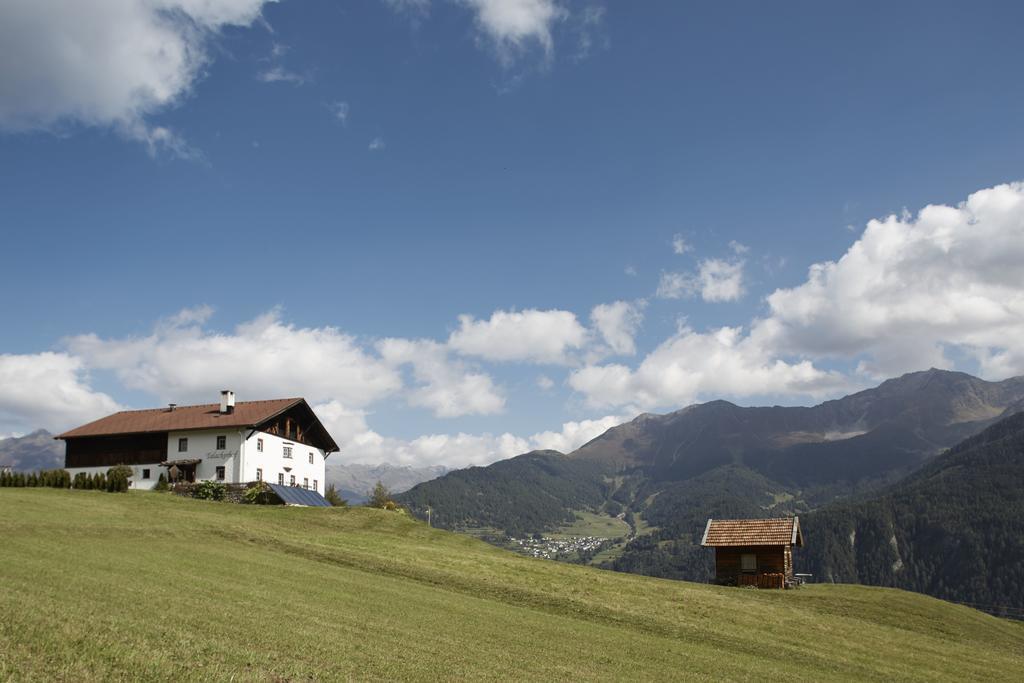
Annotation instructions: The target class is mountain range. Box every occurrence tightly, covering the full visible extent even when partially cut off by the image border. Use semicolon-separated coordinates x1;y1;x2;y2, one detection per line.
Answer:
397;369;1024;612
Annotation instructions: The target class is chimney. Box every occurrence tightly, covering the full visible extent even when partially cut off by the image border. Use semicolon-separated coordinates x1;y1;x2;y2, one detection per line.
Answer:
220;390;235;414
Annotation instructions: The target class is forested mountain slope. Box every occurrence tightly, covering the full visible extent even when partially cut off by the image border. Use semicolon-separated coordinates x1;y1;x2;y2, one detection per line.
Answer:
800;411;1024;616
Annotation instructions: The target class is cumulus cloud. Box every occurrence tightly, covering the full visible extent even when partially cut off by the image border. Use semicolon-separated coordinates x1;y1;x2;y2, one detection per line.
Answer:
448;308;588;364
326;410;629;468
574;182;1024;410
590;300;644;356
569;324;848;410
377;338;505;417
760;181;1024;379
0;352;122;434
0;0;276;154
657;258;745;302
460;0;567;63
66;308;402;409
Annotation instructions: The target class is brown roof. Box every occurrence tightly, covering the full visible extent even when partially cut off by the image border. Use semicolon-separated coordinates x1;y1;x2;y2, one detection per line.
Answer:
57;398;303;439
701;517;802;547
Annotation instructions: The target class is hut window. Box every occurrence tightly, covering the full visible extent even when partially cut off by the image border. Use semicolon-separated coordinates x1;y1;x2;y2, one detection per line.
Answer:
283;445;293;459
741;553;757;573
215;466;225;481
216;435;226;450
289;474;296;486
256;468;263;482
303;477;309;489
308;452;314;464
313;479;318;491
278;473;284;485
142;469;151;480
257;438;264;452
178;438;188;452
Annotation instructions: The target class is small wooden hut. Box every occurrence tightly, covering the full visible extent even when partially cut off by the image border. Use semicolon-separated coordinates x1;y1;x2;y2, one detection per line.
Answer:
701;517;803;589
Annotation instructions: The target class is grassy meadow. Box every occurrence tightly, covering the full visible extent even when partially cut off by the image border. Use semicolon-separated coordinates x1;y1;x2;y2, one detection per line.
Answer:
1;488;1022;681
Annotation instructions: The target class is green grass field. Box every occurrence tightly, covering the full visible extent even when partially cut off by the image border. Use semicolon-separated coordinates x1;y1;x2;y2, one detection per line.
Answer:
550;510;631;539
2;489;1022;681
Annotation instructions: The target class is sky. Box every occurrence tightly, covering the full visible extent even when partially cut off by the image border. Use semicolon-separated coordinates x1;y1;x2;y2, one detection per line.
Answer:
1;0;1024;467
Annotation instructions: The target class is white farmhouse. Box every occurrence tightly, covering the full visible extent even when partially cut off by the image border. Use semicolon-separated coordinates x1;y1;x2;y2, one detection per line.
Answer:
58;391;338;494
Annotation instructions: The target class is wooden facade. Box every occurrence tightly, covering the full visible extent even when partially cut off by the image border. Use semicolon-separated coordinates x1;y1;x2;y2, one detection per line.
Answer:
701;517;802;589
65;433;168;468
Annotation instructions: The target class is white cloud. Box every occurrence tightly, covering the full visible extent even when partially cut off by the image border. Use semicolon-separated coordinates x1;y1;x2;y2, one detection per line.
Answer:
590;300;644;356
624;265;638;277
672;234;692;255
448;308;588;364
569;323;849;411
528;413;627;453
377;338;505;417
0;352;122;434
657;258;745;302
329;101;350;124
729;240;750;255
460;0;567;63
573;181;1024;410
329;411;629;468
656;271;696;300
257;66;307;85
760;181;1024;379
66;308;402;409
369;136;386;150
0;0;276;154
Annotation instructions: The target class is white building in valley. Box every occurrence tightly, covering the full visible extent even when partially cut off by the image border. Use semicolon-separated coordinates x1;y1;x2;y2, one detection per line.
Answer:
58;391;338;494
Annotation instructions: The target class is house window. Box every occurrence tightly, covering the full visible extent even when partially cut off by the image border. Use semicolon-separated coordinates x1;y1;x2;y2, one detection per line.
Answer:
303;478;309;489
178;437;188;452
308;452;314;464
313;479;318;491
216;435;227;450
142;469;151;480
741;553;757;573
278;473;284;485
256;468;263;482
215;466;225;481
257;438;264;452
283;445;293;459
289;475;296;487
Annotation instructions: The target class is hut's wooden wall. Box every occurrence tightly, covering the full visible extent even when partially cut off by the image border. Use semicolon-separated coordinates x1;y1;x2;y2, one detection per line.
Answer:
714;545;789;581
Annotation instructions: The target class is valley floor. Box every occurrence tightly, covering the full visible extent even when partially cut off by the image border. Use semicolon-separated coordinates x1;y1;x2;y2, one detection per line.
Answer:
1;489;1022;681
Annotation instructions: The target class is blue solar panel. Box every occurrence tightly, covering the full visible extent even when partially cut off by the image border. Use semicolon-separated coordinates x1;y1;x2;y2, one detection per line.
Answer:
268;483;332;507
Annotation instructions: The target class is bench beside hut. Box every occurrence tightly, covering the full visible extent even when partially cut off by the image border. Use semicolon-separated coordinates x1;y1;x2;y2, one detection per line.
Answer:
701;517;803;589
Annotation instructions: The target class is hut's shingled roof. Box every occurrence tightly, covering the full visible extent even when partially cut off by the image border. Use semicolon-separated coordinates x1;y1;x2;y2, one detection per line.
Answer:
701;517;802;547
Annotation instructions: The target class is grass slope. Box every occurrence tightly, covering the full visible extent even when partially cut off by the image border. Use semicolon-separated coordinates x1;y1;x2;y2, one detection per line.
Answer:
1;490;1022;681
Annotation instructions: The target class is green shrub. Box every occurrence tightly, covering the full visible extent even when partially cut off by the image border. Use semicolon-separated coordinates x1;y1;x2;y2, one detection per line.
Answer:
154;473;169;492
194;481;227;501
243;481;271;504
324;484;347;507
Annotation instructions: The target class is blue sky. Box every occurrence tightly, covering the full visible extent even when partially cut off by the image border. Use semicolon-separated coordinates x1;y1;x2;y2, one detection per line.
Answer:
2;1;1024;466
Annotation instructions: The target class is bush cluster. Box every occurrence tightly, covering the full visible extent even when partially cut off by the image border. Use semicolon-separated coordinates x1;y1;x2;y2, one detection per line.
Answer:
0;469;72;488
193;480;227;501
0;466;133;493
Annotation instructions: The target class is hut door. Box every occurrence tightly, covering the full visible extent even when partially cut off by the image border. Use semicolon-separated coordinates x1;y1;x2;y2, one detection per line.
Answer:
741;553;757;573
